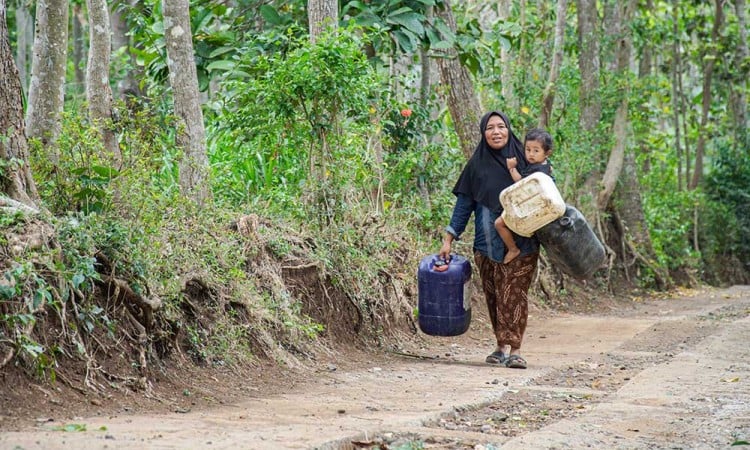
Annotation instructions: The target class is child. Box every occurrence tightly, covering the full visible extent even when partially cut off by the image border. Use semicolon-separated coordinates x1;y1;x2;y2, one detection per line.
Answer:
495;128;554;264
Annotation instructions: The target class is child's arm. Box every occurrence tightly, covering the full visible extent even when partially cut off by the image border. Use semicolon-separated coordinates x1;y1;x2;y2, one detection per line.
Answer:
507;157;522;182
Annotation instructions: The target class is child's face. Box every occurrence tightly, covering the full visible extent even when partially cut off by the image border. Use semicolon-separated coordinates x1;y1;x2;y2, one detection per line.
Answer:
525;139;549;164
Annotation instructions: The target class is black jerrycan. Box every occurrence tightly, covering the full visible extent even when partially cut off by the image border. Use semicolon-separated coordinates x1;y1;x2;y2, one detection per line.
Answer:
535;205;606;279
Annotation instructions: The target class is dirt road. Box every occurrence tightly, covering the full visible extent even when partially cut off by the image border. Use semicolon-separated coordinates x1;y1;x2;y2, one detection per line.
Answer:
2;286;749;449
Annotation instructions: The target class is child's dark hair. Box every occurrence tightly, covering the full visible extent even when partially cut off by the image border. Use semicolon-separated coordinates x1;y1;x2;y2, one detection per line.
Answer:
525;128;553;152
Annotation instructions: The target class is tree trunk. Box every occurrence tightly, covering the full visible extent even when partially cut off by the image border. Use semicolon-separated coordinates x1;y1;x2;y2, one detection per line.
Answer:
72;3;85;92
671;5;685;191
435;0;481;160
576;0;601;134
13;0;32;96
0;0;38;208
597;0;633;210
308;0;337;43
615;145;670;289
539;0;567;129
86;0;122;166
496;0;516;111
575;0;602;213
111;0;140;99
163;0;211;203
689;0;723;190
732;0;748;150
637;0;655;175
25;0;69;156
602;0;618;71
638;0;654;80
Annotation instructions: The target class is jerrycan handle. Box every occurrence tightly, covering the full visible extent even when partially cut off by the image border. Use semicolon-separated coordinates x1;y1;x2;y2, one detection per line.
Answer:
433;256;451;272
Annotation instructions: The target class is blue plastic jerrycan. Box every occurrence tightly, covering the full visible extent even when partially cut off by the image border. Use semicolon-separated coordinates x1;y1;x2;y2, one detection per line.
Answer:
417;254;472;336
535;205;606;279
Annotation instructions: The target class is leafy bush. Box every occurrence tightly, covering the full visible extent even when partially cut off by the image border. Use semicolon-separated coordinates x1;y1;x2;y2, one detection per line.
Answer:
701;145;750;283
207;26;381;217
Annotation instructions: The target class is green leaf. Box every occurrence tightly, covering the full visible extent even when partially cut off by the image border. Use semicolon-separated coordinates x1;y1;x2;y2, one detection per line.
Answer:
208;46;234;58
15;313;35;326
497;36;511;52
354;11;382;28
150;21;164;35
426;28;454;50
459;53;481;76
53;423;87;432
90;165;119;179
393;29;418;53
33;288;52;309
341;0;368;15
206;60;237;72
386;11;425;37
433;17;452;36
21;342;44;358
72;273;86;289
259;5;282;26
0;284;15;299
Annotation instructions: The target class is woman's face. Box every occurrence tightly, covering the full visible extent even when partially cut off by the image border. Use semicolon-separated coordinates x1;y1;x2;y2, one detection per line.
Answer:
484;115;509;150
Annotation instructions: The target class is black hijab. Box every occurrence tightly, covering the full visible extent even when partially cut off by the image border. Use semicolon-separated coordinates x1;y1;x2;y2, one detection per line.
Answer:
452;111;526;215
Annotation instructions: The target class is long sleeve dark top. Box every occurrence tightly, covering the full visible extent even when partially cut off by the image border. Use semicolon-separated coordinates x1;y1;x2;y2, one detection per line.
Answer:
445;193;539;263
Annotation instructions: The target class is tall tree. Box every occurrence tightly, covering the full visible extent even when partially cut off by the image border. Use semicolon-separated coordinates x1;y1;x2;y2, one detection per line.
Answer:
597;0;633;211
689;0;723;190
435;0;481;159
86;0;121;165
576;0;601;134
111;0;141;99
25;0;69;156
671;3;687;190
575;0;603;212
731;0;748;150
72;3;85;92
539;0;568;129
605;0;667;286
499;0;517;109
308;0;337;43
163;0;210;203
1;0;38;209
13;0;32;96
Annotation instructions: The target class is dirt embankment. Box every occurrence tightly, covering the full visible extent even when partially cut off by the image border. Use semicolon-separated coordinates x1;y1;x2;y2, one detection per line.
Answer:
1;285;749;449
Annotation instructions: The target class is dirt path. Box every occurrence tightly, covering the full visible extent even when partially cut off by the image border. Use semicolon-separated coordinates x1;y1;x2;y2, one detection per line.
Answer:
2;286;749;449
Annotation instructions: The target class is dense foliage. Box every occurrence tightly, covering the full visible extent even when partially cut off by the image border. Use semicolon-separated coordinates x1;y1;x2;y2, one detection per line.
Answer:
2;0;748;381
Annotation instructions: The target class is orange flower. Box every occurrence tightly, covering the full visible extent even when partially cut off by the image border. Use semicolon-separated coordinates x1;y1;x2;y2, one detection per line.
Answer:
400;108;412;118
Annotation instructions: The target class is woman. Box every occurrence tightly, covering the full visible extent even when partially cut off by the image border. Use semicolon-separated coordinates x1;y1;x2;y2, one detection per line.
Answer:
438;111;539;369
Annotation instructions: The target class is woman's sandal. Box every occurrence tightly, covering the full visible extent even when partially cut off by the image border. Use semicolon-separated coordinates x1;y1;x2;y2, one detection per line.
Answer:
505;354;527;369
485;351;507;365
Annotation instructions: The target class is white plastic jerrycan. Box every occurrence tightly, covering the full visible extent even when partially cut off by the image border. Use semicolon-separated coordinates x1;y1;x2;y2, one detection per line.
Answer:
499;172;565;237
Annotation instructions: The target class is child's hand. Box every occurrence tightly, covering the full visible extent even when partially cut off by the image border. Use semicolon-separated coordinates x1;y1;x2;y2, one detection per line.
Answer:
507;157;517;169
